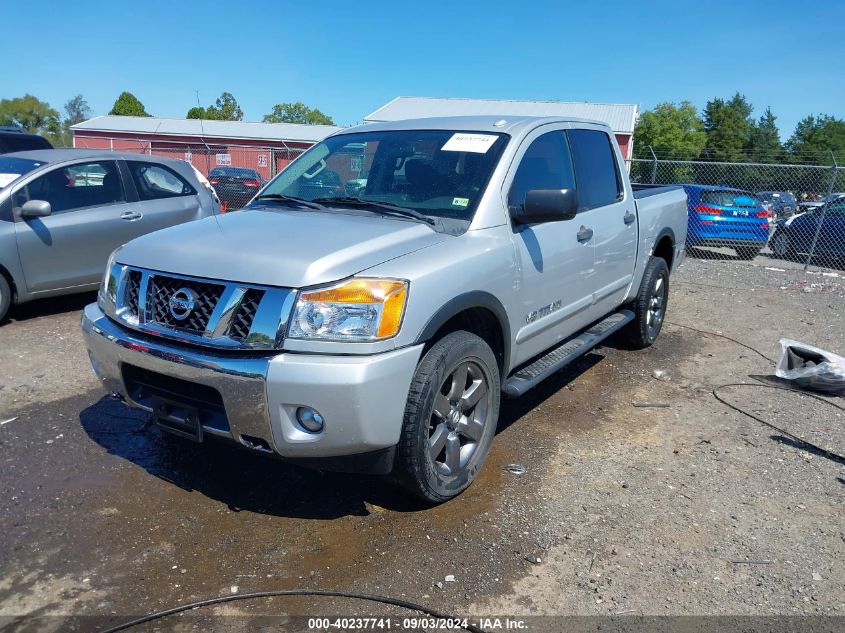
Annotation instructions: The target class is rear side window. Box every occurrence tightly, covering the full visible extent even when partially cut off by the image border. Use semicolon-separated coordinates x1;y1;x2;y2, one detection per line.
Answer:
508;131;576;212
127;161;196;200
567;129;622;209
700;190;759;208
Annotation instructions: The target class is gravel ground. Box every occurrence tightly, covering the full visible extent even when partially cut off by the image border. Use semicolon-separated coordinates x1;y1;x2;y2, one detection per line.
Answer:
0;257;843;632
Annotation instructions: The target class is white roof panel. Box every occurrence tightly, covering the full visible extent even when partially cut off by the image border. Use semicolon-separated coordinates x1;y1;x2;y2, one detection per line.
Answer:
365;97;637;134
71;116;344;143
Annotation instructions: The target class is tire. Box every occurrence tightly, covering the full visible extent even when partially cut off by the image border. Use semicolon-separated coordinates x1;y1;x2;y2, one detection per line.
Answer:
395;330;501;503
771;231;794;260
624;256;669;349
736;246;762;260
0;275;11;324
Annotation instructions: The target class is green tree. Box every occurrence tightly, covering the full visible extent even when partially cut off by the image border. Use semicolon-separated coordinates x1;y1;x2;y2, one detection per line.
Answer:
263;101;334;125
57;94;94;146
206;92;243;121
746;106;783;163
186;92;243;121
786;114;845;165
63;94;92;126
633;101;706;160
186;106;207;119
0;94;62;142
109;92;150;117
701;93;753;162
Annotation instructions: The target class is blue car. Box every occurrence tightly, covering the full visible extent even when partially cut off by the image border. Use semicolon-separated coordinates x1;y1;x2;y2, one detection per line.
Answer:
770;194;845;261
681;185;771;260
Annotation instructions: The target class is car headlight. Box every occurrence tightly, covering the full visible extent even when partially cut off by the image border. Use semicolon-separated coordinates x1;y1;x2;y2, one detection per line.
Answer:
287;278;408;342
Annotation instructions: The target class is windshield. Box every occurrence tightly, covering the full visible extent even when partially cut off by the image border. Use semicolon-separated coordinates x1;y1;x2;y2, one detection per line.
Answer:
0;157;45;189
256;129;509;222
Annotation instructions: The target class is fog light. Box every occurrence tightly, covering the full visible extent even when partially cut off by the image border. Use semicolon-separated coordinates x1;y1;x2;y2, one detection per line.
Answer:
296;406;324;433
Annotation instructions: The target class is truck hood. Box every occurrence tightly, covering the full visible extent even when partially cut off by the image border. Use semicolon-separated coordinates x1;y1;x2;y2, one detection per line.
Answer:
115;207;446;288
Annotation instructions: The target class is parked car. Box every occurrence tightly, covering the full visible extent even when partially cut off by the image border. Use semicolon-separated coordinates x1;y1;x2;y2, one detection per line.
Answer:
208;167;265;211
0;126;53;154
82;116;687;502
0;149;218;322
798;192;845;213
681;185;770;260
757;191;797;220
770;194;845;261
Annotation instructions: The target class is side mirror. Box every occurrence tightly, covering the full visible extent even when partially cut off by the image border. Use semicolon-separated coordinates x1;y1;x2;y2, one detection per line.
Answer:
512;189;578;225
21;199;52;218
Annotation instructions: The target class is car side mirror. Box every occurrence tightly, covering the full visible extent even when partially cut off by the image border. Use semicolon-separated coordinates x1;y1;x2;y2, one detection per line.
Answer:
512;189;578;224
20;199;52;218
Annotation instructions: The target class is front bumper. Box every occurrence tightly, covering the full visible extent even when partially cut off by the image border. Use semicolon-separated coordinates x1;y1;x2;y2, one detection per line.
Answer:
82;303;423;460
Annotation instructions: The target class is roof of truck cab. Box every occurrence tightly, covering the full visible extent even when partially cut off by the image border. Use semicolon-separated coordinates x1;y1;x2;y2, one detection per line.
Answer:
339;115;611;136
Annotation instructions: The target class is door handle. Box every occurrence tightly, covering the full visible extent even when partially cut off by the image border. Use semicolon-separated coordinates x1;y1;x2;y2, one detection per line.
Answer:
624;210;636;225
577;226;593;242
120;211;143;222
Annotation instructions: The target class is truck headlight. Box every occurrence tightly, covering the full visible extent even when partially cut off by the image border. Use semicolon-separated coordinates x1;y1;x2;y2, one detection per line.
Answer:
287;278;408;342
98;251;119;313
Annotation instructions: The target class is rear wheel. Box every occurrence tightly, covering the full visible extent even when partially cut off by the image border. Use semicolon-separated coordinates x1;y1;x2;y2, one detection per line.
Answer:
771;232;794;260
736;246;762;260
625;256;669;349
395;331;500;503
0;275;11;324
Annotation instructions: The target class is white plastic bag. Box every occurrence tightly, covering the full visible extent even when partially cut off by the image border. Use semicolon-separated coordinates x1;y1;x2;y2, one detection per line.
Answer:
775;339;845;396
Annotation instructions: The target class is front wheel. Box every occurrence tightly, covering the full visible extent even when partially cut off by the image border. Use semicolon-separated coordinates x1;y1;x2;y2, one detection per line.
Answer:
624;256;669;349
395;331;500;503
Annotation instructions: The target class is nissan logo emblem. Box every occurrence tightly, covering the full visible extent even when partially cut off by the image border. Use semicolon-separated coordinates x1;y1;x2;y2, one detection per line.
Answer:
168;287;197;321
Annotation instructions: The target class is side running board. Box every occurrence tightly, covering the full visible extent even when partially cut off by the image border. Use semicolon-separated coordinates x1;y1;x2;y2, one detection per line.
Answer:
502;310;634;398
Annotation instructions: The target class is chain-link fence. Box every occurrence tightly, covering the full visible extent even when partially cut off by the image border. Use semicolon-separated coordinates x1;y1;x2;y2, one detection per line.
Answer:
630;151;845;272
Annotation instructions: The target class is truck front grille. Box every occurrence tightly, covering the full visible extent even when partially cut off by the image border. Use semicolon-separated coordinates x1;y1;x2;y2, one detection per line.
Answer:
228;289;264;342
108;265;294;351
124;270;142;318
147;275;225;335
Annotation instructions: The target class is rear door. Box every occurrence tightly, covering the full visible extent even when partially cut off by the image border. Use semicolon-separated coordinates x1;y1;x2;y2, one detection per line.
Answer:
123;160;202;233
567;127;635;315
506;127;598;365
12;159;138;292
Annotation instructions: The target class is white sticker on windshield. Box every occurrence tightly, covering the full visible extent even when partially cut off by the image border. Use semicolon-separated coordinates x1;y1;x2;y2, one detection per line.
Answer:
0;173;21;188
441;133;498;154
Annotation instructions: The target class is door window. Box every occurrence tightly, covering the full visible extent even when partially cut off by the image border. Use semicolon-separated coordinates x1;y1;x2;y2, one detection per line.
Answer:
127;161;196;200
567;129;622;210
13;161;124;214
508;131;576;213
826;200;845;217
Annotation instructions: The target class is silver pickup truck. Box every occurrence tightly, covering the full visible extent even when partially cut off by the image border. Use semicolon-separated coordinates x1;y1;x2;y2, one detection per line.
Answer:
82;116;687;502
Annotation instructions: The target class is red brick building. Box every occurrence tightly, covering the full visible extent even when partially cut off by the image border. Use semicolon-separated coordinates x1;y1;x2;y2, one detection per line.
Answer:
71;116;344;180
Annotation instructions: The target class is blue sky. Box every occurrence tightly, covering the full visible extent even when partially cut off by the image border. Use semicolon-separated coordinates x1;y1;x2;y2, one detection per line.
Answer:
3;0;843;139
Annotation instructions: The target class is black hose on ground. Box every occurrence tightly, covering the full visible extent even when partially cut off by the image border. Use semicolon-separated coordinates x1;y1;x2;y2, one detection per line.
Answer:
666;320;844;463
96;589;487;633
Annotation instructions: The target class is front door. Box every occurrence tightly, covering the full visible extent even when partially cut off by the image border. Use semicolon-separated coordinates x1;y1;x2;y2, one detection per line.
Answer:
507;128;597;367
12;160;136;293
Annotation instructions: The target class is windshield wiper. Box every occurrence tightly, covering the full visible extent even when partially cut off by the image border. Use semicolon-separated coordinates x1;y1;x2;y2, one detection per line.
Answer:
312;196;436;226
254;193;326;210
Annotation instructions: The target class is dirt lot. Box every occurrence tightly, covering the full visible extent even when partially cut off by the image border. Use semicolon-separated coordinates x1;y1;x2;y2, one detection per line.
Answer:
0;257;843;632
